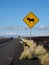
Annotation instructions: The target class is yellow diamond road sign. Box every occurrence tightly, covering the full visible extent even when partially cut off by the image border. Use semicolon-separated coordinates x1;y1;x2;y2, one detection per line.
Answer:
23;12;39;28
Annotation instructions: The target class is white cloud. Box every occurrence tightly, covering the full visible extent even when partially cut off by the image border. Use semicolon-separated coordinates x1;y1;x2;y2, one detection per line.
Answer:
33;25;49;30
0;25;49;30
0;32;16;35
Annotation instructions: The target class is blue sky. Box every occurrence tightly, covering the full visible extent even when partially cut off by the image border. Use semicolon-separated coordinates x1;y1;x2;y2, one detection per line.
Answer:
0;0;49;37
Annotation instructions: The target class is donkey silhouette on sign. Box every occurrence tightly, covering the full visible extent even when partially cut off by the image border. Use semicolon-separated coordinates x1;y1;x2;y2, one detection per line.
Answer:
27;17;34;23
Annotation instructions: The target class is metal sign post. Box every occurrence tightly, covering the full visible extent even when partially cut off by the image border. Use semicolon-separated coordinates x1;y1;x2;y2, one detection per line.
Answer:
30;28;32;41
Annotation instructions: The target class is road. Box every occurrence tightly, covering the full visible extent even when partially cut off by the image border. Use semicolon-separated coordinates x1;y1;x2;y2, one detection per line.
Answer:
0;38;20;65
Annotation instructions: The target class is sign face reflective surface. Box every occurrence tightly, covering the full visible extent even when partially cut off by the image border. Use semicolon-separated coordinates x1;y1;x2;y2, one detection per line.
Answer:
23;12;39;28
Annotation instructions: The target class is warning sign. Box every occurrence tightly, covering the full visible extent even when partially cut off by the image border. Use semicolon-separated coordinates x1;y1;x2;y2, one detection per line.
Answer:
23;12;39;28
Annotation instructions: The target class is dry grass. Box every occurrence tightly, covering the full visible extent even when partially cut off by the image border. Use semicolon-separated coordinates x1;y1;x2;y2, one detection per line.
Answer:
19;38;49;65
41;53;49;65
35;45;47;56
20;46;32;59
